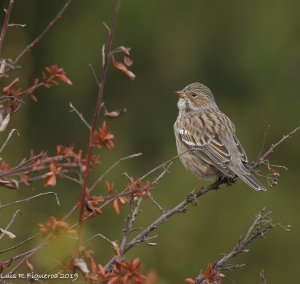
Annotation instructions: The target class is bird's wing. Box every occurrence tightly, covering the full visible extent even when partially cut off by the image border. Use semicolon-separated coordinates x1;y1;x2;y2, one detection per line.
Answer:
233;135;249;168
178;112;235;176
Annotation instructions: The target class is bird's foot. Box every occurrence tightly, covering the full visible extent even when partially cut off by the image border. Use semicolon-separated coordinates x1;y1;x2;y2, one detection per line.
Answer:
216;176;236;188
186;191;197;206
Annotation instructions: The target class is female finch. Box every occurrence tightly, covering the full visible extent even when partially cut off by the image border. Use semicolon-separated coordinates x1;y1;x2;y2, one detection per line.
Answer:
174;82;265;191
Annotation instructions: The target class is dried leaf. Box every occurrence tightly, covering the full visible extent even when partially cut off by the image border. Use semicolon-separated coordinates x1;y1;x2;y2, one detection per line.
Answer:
124;55;133;67
105;181;113;194
39;216;77;239
113;198;120;215
104;108;127;119
111;241;122;257
2;78;20;93
113;60;136;80
45;64;72;85
26;259;34;273
185;278;195;284
89;255;97;274
44;172;56;187
201;263;223;284
91;121;114;149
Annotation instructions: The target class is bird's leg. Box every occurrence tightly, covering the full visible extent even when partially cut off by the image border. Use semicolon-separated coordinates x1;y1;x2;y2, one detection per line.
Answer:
216;176;236;188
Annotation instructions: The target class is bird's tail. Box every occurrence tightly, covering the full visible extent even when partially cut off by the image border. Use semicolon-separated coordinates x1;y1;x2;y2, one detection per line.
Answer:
238;172;266;191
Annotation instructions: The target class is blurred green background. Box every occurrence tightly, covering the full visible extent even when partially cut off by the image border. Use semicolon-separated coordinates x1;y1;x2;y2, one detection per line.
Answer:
1;0;300;283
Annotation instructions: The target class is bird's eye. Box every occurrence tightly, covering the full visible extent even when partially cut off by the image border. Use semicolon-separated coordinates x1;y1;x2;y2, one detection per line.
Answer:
191;93;197;98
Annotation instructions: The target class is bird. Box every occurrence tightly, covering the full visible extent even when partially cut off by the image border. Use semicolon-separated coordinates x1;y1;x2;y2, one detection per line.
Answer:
174;82;265;191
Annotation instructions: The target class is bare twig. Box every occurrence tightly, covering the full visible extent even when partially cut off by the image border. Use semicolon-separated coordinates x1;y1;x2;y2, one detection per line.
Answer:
5;237;50;278
0;234;39;254
8;23;26;28
0;210;22;239
255;125;300;168
89;63;100;87
256;124;270;161
0;0;15;57
260;270;267;284
0;192;60;210
195;209;291;283
69;102;91;129
0;128;19;153
13;0;73;64
89;152;143;192
86;233;115;245
119;197;143;252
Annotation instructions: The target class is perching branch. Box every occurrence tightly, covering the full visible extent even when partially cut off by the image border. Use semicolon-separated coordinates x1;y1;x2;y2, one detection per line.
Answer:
104;125;300;271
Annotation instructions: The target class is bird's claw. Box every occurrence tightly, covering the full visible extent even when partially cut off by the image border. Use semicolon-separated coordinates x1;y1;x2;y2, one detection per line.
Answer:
186;192;197;205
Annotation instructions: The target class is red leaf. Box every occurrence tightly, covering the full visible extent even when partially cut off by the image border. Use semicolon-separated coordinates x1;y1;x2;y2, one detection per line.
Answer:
89;255;97;274
2;78;20;93
44;172;56;187
113;199;120;215
185;278;195;284
26;259;34;273
113;60;136;80
105;181;113;193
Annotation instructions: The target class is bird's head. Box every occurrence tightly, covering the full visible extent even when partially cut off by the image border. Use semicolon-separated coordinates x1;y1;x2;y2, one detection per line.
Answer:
176;82;216;112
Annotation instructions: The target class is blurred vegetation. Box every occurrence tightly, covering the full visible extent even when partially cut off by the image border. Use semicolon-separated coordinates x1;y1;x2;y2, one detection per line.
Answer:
1;0;300;283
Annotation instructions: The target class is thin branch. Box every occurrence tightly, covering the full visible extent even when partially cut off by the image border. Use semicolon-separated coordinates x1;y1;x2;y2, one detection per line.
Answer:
0;234;39;254
69;102;91;129
0;128;19;153
89;152;143;192
104;178;223;270
255;125;300;167
86;233;114;245
256;124;270;161
260;270;267;284
0;0;15;57
0;210;22;240
119;197;143;252
195;209;290;283
89;63;100;87
0;192;60;210
5;237;50;278
13;0;73;64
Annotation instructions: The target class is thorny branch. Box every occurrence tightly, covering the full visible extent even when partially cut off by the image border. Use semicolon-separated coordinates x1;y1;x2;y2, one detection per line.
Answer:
195;209;291;283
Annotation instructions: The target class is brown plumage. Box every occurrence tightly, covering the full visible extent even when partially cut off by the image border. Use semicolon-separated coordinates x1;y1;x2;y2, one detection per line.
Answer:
174;82;265;191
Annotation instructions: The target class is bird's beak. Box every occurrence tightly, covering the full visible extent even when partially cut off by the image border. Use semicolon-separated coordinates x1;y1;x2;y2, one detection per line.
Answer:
175;90;186;98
